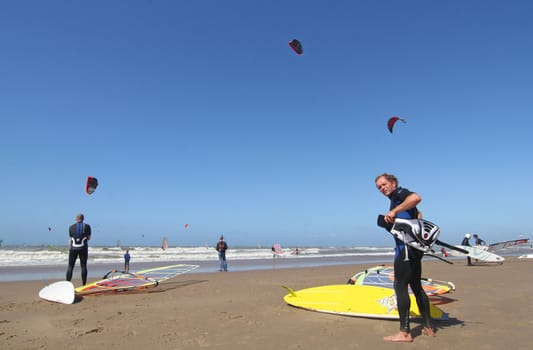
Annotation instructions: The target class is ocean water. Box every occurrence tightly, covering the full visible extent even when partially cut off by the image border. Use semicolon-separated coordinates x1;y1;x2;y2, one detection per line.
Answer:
1;244;530;282
0;245;395;282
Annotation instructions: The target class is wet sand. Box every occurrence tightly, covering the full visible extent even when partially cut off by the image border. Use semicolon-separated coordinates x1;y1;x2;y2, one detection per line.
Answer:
1;257;532;349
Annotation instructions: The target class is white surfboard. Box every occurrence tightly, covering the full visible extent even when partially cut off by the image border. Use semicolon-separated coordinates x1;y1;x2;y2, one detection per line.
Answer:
448;245;504;263
39;281;75;304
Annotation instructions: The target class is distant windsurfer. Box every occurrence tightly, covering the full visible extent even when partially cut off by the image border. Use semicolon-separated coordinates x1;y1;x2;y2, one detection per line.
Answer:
375;173;435;342
216;235;228;272
66;213;91;286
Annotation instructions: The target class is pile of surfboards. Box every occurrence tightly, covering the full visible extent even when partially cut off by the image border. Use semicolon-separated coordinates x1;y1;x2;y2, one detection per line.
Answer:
283;265;456;320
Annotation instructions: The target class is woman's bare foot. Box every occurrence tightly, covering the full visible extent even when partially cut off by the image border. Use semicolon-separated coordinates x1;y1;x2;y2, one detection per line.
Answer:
422;327;436;337
383;331;413;342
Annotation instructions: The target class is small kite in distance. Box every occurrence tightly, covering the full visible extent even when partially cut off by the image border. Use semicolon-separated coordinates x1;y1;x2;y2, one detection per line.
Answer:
86;176;98;195
184;223;190;230
387;116;406;133
289;39;303;55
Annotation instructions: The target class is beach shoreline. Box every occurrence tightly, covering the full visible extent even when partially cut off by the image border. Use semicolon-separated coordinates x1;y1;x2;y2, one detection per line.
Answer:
1;257;532;349
0;255;395;282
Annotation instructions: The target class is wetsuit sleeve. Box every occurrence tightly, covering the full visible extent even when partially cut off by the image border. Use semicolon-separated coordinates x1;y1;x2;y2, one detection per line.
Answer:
389;187;419;219
389;187;413;209
69;224;75;238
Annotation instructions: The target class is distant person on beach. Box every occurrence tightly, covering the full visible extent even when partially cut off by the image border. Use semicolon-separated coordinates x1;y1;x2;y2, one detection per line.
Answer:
216;235;228;272
124;250;131;272
375;173;435;342
66;213;91;286
473;234;486;246
462;234;473;266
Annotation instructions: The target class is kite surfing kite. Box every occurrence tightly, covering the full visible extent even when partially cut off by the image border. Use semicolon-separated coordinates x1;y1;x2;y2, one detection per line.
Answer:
85;176;98;195
184;223;190;230
289;39;303;55
387;116;406;133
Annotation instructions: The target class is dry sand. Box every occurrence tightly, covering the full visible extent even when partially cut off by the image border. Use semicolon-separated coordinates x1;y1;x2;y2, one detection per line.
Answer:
1;257;532;349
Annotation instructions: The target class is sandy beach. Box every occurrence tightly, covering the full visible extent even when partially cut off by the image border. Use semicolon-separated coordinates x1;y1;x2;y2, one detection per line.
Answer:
1;257;532;350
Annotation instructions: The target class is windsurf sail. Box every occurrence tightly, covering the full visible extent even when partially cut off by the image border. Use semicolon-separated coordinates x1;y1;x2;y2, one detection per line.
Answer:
161;237;168;250
488;238;529;251
75;271;158;295
272;243;284;256
75;264;199;296
347;266;455;296
134;264;199;282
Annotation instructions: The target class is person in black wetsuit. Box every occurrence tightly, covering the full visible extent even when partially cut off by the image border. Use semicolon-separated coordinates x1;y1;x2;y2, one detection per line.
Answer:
462;233;473;266
66;213;91;285
473;234;486;246
375;173;435;342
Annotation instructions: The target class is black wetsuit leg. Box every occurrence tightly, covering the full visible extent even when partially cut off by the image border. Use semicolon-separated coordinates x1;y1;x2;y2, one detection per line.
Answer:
79;248;88;285
66;249;79;281
394;248;412;333
408;250;432;329
394;246;433;332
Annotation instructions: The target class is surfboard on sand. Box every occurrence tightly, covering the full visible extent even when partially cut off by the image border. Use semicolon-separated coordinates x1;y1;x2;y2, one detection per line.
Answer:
39;281;75;304
75;264;199;295
446;245;504;263
283;284;448;320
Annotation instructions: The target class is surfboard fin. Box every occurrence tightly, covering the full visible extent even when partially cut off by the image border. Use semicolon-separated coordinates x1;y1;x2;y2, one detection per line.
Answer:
282;286;297;297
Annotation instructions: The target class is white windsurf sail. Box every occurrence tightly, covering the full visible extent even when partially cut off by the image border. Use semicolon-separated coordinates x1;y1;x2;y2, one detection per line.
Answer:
488;238;529;251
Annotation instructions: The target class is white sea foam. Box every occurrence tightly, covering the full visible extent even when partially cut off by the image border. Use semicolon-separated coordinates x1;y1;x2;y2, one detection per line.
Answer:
0;245;394;267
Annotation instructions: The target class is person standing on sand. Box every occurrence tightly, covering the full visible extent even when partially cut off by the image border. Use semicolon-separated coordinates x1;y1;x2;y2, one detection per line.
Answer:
66;213;91;286
462;234;473;266
375;173;435;342
216;235;228;272
473;234;486;247
124;250;131;272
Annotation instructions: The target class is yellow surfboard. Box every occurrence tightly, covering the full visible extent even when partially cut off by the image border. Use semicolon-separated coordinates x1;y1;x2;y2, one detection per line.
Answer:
283;284;448;320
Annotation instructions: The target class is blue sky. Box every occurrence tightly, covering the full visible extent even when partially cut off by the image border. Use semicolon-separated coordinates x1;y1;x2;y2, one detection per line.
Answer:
1;0;532;248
